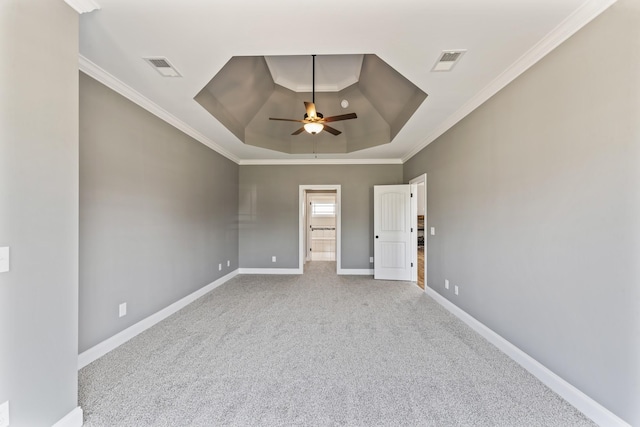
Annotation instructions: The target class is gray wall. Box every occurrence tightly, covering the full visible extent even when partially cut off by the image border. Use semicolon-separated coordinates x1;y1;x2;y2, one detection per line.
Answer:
0;1;80;426
79;74;239;352
404;1;640;424
239;165;403;269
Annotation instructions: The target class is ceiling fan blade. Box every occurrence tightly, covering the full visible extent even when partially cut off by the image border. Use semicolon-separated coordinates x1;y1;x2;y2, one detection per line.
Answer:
291;127;305;135
304;102;317;119
269;117;306;123
322;113;357;123
322;125;342;136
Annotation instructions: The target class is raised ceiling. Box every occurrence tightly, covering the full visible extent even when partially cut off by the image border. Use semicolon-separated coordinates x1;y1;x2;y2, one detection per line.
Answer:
194;54;427;154
78;0;617;163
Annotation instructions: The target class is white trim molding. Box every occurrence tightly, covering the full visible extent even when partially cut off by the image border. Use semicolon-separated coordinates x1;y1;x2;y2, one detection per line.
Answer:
237;268;372;276
53;407;83;427
425;286;630;427
337;268;373;275
409;173;427;288
240;158;403;166
64;0;100;14
78;57;402;167
238;268;302;275
79;56;240;164
402;0;619;162
78;270;239;369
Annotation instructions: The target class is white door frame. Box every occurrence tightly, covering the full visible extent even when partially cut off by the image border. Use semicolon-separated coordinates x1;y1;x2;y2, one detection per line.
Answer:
299;185;341;273
410;182;418;282
409;173;427;290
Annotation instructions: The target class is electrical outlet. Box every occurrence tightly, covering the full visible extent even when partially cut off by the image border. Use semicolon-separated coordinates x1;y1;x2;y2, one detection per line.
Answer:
218;263;222;271
430;227;435;236
272;256;276;263
369;257;374;263
227;260;230;267
119;302;127;318
445;279;449;290
454;285;459;295
0;401;9;427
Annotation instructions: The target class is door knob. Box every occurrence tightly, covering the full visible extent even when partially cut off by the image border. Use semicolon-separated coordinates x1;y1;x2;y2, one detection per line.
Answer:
375;235;379;239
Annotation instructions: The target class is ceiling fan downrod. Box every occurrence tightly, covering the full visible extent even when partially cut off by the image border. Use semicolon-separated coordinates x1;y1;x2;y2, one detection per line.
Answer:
311;54;316;105
268;53;357;136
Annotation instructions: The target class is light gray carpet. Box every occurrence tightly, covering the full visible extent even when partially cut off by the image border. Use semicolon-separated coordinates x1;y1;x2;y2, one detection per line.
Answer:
79;262;594;426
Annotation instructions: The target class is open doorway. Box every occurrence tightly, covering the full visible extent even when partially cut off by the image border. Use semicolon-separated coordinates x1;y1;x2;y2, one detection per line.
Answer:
307;191;337;261
299;185;341;274
410;174;427;290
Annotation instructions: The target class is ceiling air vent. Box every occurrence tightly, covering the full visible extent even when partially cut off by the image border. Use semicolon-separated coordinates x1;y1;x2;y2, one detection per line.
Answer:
432;50;466;72
143;57;181;77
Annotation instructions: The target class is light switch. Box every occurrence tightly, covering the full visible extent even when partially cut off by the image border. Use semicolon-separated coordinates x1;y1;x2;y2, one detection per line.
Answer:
0;247;9;273
430;227;435;236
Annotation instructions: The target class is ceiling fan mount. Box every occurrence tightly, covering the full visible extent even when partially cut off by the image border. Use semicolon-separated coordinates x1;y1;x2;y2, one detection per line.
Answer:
269;54;357;136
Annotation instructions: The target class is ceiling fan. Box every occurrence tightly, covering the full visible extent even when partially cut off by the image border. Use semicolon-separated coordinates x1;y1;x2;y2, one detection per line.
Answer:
269;54;357;136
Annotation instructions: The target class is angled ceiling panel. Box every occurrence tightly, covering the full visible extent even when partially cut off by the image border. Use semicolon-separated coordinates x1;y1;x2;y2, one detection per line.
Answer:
358;54;427;140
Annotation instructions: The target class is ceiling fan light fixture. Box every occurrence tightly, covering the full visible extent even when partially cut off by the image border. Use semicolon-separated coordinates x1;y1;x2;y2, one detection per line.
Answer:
269;55;357;137
304;122;324;135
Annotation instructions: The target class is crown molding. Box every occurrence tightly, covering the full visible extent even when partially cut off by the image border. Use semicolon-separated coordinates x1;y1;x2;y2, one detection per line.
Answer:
78;0;617;166
78;55;400;166
402;0;619;163
79;55;241;164
64;0;100;14
238;158;403;166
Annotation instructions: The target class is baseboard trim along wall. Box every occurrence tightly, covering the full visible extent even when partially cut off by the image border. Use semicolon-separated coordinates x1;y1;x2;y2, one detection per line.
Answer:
53;407;83;427
337;268;374;275
238;268;302;275
424;286;630;427
237;268;373;275
78;270;239;369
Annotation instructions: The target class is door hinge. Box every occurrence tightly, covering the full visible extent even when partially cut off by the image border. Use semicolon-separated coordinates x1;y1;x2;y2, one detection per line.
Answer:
411;262;414;267
411;193;413;198
411;227;414;232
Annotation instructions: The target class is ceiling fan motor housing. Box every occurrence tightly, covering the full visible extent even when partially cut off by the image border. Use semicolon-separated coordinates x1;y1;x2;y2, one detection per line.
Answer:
304;112;323;120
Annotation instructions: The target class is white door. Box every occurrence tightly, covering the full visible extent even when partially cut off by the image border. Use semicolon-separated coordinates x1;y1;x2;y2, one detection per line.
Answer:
374;185;412;281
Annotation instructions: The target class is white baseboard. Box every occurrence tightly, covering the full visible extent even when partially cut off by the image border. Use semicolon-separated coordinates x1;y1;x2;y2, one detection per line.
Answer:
78;270;239;369
337;268;373;275
425;286;630;427
53;406;83;427
238;268;302;275
238;268;372;275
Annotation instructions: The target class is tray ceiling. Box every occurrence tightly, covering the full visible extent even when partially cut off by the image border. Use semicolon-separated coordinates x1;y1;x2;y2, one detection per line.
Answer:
78;0;617;163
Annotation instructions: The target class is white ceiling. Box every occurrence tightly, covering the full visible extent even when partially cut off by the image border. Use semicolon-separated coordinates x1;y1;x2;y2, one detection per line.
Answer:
78;0;616;164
